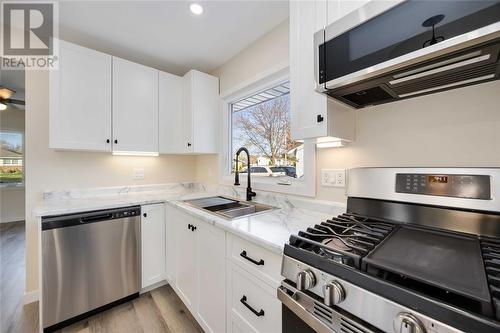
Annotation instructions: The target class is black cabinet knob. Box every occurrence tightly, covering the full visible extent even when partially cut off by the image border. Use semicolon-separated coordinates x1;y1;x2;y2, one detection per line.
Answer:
317;114;324;123
143;213;147;218
187;142;192;147
192;226;197;231
114;139;118;144
106;139;110;144
188;224;192;230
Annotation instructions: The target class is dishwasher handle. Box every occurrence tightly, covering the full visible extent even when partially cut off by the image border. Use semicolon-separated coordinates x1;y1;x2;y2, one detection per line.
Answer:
80;213;113;224
42;206;141;231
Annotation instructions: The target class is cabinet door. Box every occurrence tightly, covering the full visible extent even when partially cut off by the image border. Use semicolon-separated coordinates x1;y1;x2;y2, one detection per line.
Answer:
195;218;226;333
49;40;112;151
159;71;183;154
141;204;166;289
182;72;194;153
165;205;177;283
174;208;197;310
190;71;219;154
290;0;328;140
112;57;159;153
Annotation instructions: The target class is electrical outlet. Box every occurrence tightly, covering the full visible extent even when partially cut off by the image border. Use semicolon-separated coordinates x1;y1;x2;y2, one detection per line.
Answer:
133;168;145;180
321;169;346;187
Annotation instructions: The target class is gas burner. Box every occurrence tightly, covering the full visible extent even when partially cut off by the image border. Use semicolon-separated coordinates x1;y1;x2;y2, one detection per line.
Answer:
289;213;397;269
322;237;353;252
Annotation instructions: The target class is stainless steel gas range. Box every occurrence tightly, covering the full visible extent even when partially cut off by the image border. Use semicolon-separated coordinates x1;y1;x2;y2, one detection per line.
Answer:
278;168;500;333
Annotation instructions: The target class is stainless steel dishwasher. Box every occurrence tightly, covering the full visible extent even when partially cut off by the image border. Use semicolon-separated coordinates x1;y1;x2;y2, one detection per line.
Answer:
42;206;141;331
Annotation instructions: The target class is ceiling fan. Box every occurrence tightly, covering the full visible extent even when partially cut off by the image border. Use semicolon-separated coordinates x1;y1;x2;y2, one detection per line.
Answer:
0;86;25;111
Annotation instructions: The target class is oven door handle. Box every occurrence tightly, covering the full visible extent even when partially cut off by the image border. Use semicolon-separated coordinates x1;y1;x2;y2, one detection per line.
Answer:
277;287;334;333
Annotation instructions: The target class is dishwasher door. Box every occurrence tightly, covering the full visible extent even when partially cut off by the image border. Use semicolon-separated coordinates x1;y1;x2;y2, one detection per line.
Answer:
42;206;141;329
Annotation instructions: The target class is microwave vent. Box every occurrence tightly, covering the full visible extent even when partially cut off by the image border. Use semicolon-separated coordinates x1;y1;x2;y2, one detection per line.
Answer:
339;86;395;106
391;62;498;97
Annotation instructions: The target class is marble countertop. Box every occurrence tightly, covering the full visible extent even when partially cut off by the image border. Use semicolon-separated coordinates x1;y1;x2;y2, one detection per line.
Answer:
168;200;335;254
33;183;346;254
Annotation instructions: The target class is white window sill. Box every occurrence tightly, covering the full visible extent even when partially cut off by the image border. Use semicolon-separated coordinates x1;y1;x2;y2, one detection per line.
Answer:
0;184;25;191
221;174;314;197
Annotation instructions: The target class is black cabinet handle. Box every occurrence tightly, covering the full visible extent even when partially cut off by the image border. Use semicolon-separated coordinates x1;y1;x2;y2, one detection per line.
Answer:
317;114;324;123
114;139;118;144
192;225;197;231
188;224;192;230
143;213;147;218
187;142;192;147
240;295;264;317
106;139;110;144
240;250;264;266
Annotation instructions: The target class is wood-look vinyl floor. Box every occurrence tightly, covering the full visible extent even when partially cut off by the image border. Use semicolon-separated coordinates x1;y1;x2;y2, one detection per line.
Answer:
0;221;203;333
1;221;39;333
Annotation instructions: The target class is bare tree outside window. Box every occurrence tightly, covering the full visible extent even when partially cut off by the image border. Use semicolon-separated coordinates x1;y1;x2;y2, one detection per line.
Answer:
231;90;304;179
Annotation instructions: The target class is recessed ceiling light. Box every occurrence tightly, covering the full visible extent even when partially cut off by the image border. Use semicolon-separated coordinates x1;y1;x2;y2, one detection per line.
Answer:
190;3;203;15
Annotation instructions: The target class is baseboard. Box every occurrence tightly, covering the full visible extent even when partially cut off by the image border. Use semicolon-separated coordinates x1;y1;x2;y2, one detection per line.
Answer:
23;290;39;305
140;279;168;294
0;217;25;224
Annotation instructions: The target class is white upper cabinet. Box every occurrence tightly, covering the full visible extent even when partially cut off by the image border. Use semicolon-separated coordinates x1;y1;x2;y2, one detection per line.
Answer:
182;70;219;154
112;57;159;153
49;40;112;151
290;0;355;141
158;71;183;154
327;0;370;25
50;42;218;155
141;203;166;289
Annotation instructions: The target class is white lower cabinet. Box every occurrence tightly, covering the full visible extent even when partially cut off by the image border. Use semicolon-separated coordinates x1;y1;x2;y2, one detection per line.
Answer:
141;203;166;289
226;263;282;333
167;205;226;333
165;205;282;333
172;207;197;309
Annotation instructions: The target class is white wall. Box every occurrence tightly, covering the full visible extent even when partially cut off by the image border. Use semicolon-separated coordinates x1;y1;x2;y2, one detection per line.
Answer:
197;15;500;205
317;81;500;202
25;70;197;293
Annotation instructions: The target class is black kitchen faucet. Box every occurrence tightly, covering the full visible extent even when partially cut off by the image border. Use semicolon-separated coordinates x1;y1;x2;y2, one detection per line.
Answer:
234;147;256;201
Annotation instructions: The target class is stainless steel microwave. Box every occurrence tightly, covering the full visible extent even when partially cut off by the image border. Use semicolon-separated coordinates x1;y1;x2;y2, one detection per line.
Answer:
315;0;500;108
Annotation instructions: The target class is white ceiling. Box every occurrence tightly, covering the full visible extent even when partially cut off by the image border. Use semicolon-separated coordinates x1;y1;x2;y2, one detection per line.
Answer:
59;1;289;76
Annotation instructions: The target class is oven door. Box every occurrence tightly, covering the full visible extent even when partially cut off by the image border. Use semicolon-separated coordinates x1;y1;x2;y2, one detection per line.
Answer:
278;281;379;333
316;0;500;91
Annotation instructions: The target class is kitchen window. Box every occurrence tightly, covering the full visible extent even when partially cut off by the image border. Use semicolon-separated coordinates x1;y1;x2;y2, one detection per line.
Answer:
0;131;24;187
222;72;315;197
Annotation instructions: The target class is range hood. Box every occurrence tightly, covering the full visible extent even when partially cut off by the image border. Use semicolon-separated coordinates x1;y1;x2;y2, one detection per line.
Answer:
315;0;500;109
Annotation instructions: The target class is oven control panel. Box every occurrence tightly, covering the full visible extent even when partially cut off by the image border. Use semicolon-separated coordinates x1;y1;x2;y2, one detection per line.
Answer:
395;174;491;200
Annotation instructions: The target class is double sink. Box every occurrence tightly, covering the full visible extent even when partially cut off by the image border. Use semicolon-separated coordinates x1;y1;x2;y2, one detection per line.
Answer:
183;196;277;220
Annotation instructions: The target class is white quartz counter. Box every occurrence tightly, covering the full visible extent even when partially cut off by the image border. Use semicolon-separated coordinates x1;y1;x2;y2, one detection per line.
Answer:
33;183;346;254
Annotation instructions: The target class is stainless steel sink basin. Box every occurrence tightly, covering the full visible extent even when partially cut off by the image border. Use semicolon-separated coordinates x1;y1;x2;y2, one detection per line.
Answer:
183;196;277;220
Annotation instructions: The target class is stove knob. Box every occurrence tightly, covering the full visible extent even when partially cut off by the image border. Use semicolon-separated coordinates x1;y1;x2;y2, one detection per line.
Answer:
323;280;346;306
296;270;316;290
393;312;426;333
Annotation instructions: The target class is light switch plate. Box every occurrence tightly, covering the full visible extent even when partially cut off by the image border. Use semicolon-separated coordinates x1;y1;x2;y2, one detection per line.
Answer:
133;168;145;180
321;169;346;187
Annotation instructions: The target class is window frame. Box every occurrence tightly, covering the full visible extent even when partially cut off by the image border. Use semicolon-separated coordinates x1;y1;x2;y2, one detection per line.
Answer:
219;66;316;197
0;129;25;189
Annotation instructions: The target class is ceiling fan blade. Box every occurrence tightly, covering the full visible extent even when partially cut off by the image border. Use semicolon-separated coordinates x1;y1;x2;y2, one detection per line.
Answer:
5;98;25;106
0;87;15;99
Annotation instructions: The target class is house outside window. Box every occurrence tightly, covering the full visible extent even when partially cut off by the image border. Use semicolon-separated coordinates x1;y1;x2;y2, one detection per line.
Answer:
0;131;24;186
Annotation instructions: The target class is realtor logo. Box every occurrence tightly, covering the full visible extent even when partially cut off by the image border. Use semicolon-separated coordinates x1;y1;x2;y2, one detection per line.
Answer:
1;1;58;70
